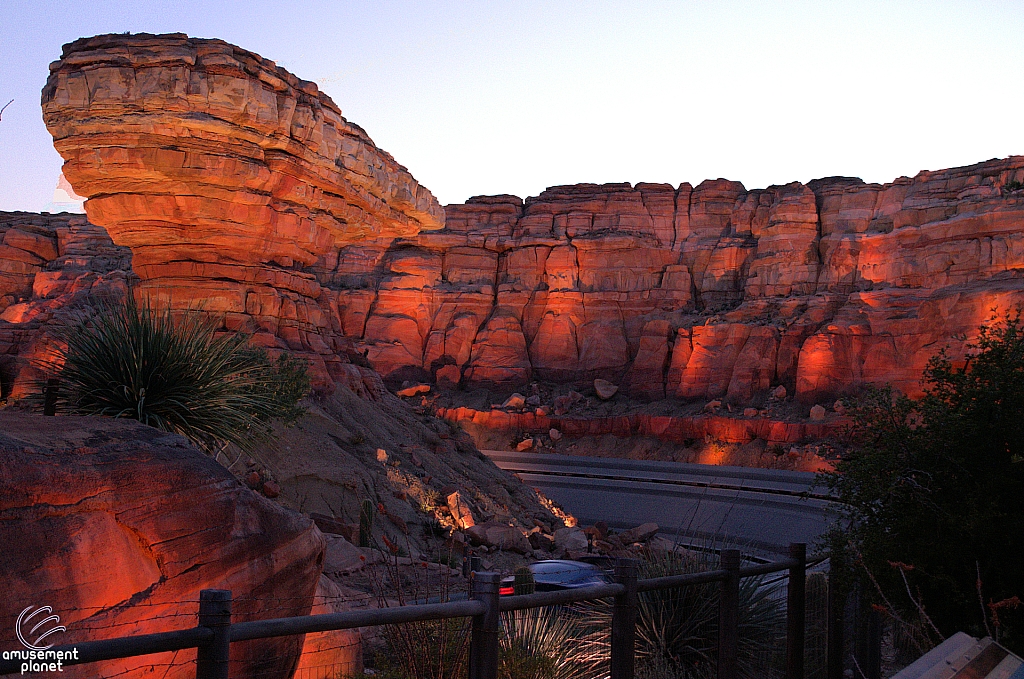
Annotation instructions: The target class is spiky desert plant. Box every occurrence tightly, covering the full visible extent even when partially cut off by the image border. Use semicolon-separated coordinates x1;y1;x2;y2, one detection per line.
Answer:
499;607;605;679
576;547;786;679
39;295;308;453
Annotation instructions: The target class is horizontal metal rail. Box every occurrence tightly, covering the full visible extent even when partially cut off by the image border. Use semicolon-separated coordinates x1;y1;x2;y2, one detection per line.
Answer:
635;568;729;592
230;599;486;642
0;627;213;674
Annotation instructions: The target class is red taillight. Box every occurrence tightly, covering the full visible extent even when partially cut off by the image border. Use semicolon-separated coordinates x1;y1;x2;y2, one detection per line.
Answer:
499;586;515;596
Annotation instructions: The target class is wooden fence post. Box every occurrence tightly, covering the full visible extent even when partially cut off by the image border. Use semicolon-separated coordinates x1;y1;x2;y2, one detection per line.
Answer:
610;558;638;679
786;542;807;679
827;548;845;679
718;549;741;679
468;571;500;679
43;378;58;416
196;589;232;679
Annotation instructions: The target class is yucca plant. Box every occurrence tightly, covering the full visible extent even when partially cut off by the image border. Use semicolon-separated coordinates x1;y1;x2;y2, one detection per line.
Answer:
576;548;787;679
499;607;605;679
38;295;309;454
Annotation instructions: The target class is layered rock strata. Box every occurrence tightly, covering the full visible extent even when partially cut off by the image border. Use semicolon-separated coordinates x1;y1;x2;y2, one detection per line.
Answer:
0;211;132;397
335;158;1024;402
42;33;443;383
0;412;336;679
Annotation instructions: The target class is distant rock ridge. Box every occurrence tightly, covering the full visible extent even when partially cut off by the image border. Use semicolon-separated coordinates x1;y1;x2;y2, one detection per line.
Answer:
41;32;443;384
335;157;1024;402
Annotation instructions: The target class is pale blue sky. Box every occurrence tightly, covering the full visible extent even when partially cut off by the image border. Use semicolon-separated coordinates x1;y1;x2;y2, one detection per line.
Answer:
1;0;1022;211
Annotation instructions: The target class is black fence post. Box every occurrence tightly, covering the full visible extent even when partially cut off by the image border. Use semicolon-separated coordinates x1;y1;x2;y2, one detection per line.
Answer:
864;609;881;679
718;549;741;679
827;550;845;679
610;558;639;679
43;378;58;416
196;589;232;679
786;543;807;679
468;571;500;679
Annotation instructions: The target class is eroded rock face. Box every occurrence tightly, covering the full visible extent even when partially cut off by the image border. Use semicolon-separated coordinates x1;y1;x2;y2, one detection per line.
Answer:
0;413;329;679
42;33;443;384
337;160;1024;402
0;211;133;398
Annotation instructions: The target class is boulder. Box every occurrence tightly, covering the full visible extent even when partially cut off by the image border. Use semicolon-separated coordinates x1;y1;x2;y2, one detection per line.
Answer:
446;490;475;530
0;412;325;679
615;522;660;545
502;393;526;409
809;404;827;421
465;521;531;554
549;428;562;441
593;378;619;400
515;438;534;452
553;527;589;553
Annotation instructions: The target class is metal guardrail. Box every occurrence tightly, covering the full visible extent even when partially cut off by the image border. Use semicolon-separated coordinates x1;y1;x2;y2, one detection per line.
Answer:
1;543;824;679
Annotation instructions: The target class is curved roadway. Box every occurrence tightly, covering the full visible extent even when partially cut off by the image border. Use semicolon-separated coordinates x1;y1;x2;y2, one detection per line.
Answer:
486;450;839;559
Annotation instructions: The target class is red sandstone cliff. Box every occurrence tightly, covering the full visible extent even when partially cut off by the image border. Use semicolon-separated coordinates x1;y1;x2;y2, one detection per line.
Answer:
41;33;443;384
25;32;1024;408
335;162;1024;403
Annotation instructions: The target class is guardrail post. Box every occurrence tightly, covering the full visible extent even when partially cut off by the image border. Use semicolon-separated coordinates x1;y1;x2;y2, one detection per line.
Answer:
786;542;807;679
196;589;232;679
468;571;500;679
827;551;845;679
718;549;741;679
610;557;638;679
43;378;58;416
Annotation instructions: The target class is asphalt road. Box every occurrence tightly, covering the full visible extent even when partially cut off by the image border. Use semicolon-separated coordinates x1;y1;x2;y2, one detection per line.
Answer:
485;450;840;559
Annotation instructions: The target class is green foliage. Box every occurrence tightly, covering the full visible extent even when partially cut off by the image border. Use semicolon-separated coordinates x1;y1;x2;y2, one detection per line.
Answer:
42;295;308;453
821;312;1024;649
1004;179;1024;193
360;499;376;548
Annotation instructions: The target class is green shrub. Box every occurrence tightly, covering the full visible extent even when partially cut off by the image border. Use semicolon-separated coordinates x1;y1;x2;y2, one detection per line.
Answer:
821;311;1024;649
40;295;309;453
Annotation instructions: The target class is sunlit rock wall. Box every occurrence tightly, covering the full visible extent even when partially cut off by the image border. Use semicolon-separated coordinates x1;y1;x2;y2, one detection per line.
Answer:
41;33;443;383
334;158;1024;402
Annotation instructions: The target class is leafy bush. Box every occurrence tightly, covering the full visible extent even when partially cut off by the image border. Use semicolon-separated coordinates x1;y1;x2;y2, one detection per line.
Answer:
41;295;309;453
821;312;1024;649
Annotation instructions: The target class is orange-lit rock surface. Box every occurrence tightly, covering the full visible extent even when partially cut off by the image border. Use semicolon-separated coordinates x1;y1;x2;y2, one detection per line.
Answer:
0;412;339;679
0;211;133;398
41;33;443;384
337;159;1024;402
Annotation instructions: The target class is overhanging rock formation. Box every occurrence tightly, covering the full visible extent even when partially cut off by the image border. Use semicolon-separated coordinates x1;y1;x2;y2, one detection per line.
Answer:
42;33;443;383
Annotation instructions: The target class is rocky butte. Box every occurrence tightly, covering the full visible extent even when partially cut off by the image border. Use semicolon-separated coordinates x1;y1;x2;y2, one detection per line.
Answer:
29;32;1024;411
40;32;443;384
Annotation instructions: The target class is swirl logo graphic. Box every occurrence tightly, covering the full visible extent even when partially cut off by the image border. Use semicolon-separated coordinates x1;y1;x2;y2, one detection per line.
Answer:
16;606;66;651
